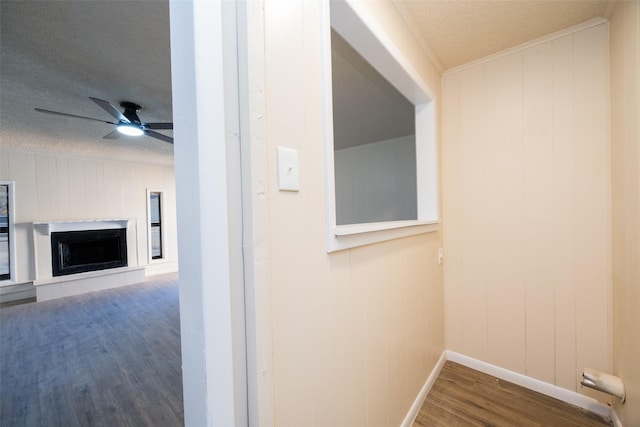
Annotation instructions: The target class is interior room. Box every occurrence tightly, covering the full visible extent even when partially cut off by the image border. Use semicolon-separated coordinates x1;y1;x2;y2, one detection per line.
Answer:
1;0;638;426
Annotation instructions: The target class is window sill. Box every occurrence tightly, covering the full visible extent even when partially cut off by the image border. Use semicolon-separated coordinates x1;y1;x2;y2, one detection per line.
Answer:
328;219;439;252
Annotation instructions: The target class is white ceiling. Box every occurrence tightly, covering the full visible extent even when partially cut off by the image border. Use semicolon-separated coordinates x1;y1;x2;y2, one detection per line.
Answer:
0;1;615;164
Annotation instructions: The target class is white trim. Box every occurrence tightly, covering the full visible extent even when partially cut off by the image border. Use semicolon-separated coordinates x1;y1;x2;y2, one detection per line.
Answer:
322;0;439;252
610;407;623;427
169;1;246;425
334;219;438;236
146;189;166;263
400;351;448;427
144;260;178;277
443;17;608;75
237;0;275;424
0;181;16;286
444;350;612;419
33;219;129;235
34;265;144;287
331;0;436;103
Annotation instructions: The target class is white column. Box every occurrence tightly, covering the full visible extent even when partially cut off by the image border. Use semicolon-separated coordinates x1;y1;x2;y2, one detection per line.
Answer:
169;1;246;425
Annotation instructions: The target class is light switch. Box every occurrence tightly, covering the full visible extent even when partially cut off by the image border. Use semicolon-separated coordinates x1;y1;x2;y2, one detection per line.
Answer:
277;147;299;191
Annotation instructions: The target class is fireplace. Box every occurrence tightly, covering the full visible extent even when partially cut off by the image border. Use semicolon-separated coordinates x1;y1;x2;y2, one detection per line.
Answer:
32;219;145;301
51;228;128;277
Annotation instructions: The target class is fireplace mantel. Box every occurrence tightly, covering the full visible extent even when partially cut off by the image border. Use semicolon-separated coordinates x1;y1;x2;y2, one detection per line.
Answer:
33;219;130;236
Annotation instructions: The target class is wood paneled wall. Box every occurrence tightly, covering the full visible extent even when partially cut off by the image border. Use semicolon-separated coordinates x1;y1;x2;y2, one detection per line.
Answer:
442;22;611;396
335;135;417;225
610;1;640;423
0;148;177;284
256;0;445;425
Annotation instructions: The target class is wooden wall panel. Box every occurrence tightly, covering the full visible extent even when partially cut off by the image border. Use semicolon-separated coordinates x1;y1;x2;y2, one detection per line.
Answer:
442;22;611;395
551;34;578;391
458;65;489;361
0;148;177;284
263;1;445;425
611;1;640;423
484;52;526;374
335;136;417;225
523;42;555;384
442;74;463;353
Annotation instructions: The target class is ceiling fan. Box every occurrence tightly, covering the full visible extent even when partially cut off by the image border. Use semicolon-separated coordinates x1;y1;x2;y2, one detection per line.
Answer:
35;97;173;144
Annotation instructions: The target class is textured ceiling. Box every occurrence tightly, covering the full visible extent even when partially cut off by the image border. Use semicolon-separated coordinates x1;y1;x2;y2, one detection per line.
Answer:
1;1;614;164
396;0;611;70
0;1;174;165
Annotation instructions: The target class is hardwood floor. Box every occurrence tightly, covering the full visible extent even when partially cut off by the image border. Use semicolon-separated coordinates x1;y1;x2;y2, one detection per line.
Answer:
0;273;183;427
413;361;613;427
2;275;614;427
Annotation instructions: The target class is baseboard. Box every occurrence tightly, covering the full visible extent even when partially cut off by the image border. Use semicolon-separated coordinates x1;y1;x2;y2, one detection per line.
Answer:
145;260;178;277
445;350;612;420
35;266;146;301
400;351;448;427
610;407;623;427
402;350;621;426
0;282;36;303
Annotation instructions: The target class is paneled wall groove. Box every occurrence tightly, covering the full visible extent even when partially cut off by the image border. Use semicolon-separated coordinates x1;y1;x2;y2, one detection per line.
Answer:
443;22;610;400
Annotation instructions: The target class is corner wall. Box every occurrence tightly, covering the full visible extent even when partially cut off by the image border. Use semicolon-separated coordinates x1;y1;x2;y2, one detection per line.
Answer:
442;22;611;398
610;1;640;423
251;1;444;425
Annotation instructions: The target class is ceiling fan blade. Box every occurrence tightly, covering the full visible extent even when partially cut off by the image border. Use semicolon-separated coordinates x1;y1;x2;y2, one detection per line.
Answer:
89;97;128;123
145;130;173;144
103;130;121;140
35;108;116;125
145;122;173;130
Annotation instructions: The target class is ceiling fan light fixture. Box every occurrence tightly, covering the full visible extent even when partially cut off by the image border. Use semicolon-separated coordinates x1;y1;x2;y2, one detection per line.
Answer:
117;124;143;136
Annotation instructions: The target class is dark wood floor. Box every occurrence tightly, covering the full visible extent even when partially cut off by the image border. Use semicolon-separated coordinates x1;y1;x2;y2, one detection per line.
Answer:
0;273;183;427
414;361;612;427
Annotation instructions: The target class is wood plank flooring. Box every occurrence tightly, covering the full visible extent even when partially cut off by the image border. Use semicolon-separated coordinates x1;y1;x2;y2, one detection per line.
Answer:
0;273;183;427
413;361;612;427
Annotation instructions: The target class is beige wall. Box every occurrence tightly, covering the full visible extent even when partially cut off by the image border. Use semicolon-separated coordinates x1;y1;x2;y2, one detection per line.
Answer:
442;22;611;398
611;1;640;423
0;147;177;283
253;1;444;425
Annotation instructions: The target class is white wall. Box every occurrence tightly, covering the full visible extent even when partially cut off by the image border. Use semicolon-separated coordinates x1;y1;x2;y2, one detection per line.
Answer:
0;147;177;284
335;135;417;225
610;0;640;423
244;0;444;425
442;21;611;399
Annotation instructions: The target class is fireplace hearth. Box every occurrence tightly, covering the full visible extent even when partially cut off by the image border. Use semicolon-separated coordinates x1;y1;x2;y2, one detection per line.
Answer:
32;219;145;301
51;228;127;277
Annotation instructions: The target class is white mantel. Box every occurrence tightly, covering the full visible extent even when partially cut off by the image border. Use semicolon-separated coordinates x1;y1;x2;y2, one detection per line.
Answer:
33;219;130;235
32;219;144;301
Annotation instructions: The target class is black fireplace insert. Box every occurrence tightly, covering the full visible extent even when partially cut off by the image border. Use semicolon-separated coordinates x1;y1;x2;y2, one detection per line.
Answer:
51;228;127;277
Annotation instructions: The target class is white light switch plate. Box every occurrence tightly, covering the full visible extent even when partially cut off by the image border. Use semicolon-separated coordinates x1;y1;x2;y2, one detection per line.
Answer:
277;147;299;191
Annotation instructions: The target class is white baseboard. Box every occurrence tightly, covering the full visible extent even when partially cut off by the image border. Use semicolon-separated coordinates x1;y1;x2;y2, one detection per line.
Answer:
0;282;36;303
445;350;612;419
400;351;448;427
402;349;622;426
610;407;623;427
144;260;178;277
